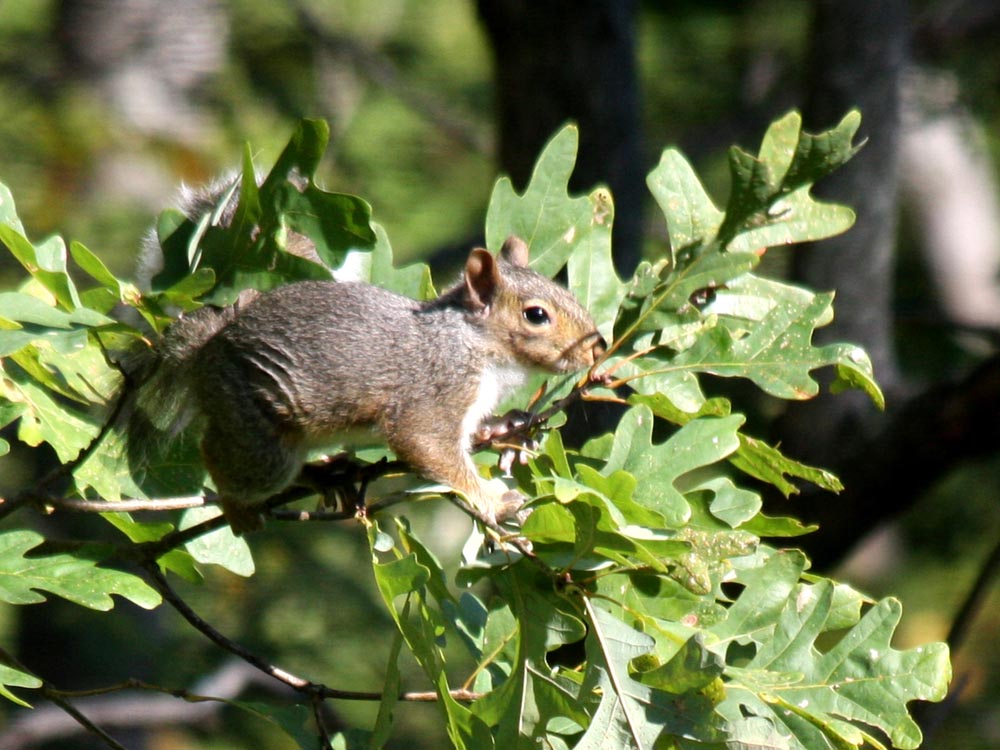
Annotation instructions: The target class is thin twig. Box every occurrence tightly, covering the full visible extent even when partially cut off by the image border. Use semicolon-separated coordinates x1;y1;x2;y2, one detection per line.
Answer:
34;691;127;750
146;561;325;693
270;492;412;522
311;693;334;750
145;562;480;704
0;389;128;521
599;345;657;379
47;678;217;703
0;661;331;748
127;486;314;562
130;459;412;561
0;648;126;750
48;496;207;513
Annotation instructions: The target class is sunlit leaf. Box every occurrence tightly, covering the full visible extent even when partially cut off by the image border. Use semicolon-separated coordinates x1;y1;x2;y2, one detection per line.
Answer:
0;662;41;707
574;601;723;749
0;530;160;610
180;506;254;577
602;405;743;526
485;125;622;334
646;149;723;260
720;580;951;750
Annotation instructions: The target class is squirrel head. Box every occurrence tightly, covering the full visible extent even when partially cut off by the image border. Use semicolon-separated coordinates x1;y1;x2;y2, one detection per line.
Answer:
462;236;606;373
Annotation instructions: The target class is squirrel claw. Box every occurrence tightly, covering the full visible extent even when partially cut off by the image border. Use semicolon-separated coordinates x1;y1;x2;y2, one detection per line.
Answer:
482;491;533;555
476;409;532;443
498;441;539;476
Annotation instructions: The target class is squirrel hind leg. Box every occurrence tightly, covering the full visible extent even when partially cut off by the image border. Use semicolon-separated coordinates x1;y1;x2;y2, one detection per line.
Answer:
200;420;305;533
219;499;267;535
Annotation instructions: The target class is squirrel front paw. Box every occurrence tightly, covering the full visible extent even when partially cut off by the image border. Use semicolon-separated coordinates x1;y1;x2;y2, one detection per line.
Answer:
475;409;532;443
482;490;533;554
475;410;539;477
467;479;531;526
496;489;530;524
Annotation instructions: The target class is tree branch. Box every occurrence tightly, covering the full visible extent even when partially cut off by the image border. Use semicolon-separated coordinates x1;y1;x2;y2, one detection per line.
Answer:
0;661;291;750
144;562;480;704
49;496;207;513
0;648;126;750
0;387;128;521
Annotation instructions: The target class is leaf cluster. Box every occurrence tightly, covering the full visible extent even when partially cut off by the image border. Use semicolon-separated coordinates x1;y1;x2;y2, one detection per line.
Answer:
0;114;949;749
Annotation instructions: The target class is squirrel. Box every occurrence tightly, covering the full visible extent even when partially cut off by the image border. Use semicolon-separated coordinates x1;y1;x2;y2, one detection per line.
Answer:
129;180;606;533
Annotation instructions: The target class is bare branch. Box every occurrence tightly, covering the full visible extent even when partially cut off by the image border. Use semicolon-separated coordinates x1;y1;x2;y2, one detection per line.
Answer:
49;496;207;513
146;561;335;694
0;389;128;521
0;648;126;750
143;562;482;704
0;661;290;750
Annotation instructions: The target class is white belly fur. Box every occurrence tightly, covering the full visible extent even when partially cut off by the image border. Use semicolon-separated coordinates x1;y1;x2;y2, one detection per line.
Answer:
460;364;529;450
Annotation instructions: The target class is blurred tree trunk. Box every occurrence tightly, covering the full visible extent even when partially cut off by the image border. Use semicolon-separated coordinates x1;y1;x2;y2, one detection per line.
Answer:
476;0;644;275
774;0;909;567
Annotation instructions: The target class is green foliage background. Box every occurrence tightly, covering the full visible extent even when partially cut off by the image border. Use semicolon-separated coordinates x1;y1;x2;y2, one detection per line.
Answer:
0;1;997;748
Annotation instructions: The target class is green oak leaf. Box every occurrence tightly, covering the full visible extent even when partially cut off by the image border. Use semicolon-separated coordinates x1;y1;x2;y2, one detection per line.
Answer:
635;633;724;694
472;565;588;750
150;119;376;307
484;125;625;336
521;499;688;573
0;359;100;463
567;190;624;341
612;251;759;346
368;522;493;750
100;513;201;583
0;530;161;611
705;550;949;750
179;507;254;577
602;405;744;526
718;110;861;250
370;625;405;750
646;148;723;261
329;222;434;303
665;284;882;405
0;662;42;707
485;125;597;276
574;601;723;749
731;434;843;497
0;289;113;357
0;227;81;311
723;582;950;750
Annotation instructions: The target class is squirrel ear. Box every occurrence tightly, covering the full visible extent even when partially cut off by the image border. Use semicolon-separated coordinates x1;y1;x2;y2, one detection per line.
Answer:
464;248;500;310
499;236;530;268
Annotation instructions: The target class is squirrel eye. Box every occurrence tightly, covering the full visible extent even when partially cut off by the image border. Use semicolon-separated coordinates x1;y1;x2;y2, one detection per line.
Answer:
523;305;551;326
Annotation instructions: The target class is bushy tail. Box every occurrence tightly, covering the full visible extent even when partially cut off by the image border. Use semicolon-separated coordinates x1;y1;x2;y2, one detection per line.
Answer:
123;305;236;464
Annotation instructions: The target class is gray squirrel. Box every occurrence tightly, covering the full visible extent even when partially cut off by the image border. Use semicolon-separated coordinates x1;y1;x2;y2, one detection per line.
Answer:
130;178;606;532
